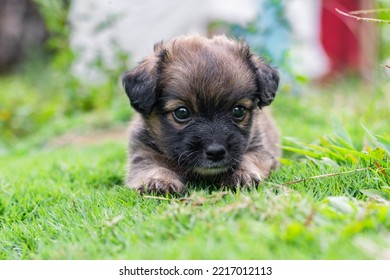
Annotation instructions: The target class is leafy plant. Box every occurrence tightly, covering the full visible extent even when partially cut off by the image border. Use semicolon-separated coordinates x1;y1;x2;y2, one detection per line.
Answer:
230;0;291;65
282;125;389;201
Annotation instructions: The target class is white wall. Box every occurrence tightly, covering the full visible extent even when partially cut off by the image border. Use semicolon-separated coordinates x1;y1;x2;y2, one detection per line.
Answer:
285;0;329;79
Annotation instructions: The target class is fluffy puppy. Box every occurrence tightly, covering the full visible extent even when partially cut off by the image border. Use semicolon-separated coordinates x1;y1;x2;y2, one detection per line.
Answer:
122;34;280;194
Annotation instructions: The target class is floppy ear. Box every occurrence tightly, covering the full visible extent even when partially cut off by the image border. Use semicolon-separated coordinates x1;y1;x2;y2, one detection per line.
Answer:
243;47;279;107
122;44;166;114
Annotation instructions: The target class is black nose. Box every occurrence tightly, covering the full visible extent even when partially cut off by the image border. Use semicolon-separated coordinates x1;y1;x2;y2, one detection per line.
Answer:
205;143;226;162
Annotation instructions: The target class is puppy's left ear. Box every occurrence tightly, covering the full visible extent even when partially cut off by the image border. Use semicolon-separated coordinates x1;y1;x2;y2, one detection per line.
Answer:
244;49;279;107
122;44;167;114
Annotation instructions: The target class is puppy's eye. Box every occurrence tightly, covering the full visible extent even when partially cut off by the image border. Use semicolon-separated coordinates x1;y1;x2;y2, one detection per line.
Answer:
232;105;247;121
173;106;191;123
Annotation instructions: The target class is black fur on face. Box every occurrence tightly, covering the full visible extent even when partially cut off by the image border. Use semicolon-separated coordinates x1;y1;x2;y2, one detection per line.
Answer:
154;94;258;179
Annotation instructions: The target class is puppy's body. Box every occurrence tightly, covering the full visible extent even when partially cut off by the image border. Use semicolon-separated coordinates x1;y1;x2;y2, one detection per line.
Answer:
123;35;280;194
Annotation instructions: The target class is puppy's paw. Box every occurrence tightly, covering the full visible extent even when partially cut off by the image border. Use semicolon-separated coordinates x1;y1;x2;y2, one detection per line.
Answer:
128;166;185;195
137;178;185;195
222;168;264;188
222;152;276;188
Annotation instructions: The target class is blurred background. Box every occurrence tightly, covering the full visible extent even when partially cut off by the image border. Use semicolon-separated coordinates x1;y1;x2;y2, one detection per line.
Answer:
0;0;389;155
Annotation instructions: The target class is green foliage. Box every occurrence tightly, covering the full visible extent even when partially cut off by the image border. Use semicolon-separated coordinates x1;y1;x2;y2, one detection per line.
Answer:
283;127;389;167
33;0;71;66
282;125;389;205
0;1;132;150
0;66;131;152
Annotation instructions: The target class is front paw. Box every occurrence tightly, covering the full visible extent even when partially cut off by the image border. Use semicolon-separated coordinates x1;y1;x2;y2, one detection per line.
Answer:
222;169;263;188
137;178;185;195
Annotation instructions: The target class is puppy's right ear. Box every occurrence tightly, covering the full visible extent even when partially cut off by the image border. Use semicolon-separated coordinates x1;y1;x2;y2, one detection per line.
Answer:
122;45;166;114
122;57;158;115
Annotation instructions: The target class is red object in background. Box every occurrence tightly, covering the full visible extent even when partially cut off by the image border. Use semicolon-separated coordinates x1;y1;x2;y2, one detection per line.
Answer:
320;0;361;75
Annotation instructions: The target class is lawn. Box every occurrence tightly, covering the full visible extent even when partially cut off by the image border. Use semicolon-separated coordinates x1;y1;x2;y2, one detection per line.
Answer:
0;72;389;259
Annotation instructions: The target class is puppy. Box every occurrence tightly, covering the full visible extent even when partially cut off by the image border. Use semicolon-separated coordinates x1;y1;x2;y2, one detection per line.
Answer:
122;35;280;194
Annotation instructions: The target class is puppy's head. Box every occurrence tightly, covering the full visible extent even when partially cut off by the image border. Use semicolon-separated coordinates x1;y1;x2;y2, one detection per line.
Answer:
122;35;279;177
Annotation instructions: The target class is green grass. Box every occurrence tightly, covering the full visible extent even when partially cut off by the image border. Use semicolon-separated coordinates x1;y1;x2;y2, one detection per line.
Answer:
0;142;389;259
0;74;389;259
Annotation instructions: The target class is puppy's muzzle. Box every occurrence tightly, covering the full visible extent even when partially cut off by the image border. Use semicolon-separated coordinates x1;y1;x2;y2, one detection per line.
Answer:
193;142;230;176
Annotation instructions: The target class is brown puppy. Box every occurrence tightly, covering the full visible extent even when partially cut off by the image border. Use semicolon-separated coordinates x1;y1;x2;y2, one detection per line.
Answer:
122;35;280;194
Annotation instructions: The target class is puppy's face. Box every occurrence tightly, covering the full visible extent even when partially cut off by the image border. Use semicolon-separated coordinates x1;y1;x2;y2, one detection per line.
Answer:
123;35;279;178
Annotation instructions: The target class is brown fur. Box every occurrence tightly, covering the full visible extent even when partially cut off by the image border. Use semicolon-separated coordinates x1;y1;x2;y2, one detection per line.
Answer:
122;34;280;195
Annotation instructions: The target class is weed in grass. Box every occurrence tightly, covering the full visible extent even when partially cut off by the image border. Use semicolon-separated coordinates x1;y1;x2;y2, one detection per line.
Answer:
281;125;389;193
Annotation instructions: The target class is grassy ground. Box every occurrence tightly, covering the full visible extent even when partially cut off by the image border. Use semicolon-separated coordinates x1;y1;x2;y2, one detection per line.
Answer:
0;72;389;259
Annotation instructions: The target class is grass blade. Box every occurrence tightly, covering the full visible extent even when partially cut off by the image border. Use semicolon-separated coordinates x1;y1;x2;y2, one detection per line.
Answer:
332;117;355;149
282;146;321;159
362;126;390;155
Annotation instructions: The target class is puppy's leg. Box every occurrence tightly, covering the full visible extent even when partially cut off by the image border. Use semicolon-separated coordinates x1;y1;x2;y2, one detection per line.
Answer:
127;154;185;195
223;150;277;188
